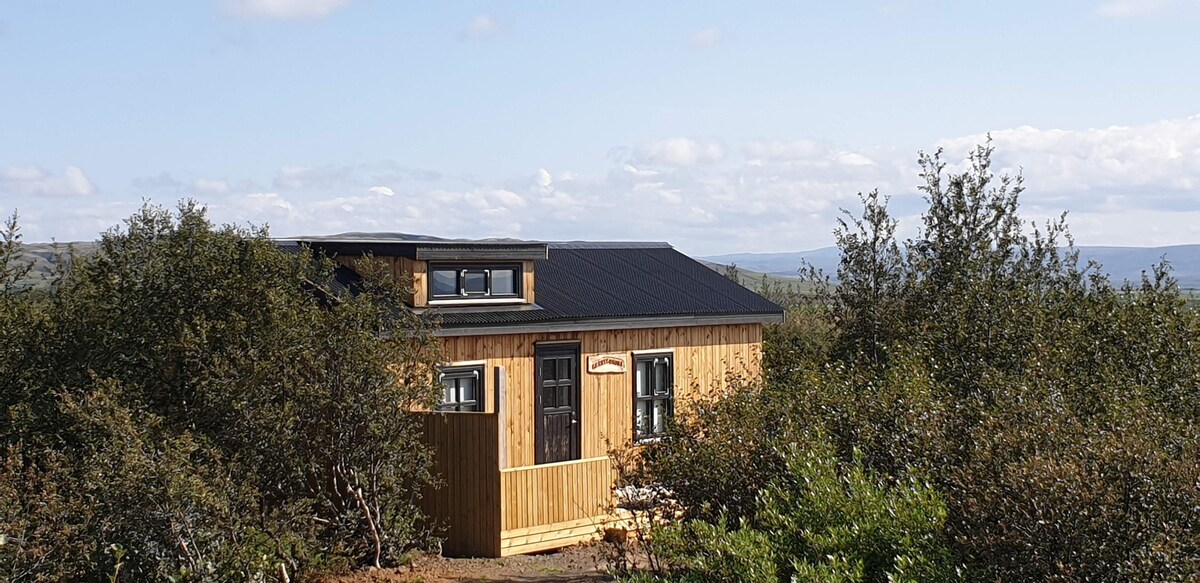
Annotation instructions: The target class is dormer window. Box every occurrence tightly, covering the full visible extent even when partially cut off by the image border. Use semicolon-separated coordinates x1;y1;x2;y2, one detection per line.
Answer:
429;263;522;302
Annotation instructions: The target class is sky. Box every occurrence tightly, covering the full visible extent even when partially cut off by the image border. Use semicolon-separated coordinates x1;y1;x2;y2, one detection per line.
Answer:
2;0;1200;256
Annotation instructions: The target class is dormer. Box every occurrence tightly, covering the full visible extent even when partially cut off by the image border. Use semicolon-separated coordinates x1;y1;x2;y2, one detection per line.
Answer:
292;234;547;308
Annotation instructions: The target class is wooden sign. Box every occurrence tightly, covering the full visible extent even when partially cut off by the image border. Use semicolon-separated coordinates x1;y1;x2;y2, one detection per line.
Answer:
587;354;627;374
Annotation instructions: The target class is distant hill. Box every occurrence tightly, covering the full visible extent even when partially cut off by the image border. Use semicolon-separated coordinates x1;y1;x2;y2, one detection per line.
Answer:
11;240;1200;293
8;242;94;290
703;245;1200;291
695;259;815;295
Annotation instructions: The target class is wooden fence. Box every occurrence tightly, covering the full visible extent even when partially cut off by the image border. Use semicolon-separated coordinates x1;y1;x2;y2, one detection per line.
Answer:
419;412;501;557
419;414;620;557
499;456;617;555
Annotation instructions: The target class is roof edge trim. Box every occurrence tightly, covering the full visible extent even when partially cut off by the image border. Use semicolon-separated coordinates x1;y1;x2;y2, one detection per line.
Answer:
417;245;548;260
434;312;785;337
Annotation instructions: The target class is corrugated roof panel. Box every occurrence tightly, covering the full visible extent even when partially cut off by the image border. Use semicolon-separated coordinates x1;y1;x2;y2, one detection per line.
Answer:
436;246;783;327
277;238;785;328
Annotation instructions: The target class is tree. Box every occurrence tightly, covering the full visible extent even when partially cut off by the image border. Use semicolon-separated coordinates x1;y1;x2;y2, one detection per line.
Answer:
807;143;1200;580
0;202;444;581
617;143;1200;582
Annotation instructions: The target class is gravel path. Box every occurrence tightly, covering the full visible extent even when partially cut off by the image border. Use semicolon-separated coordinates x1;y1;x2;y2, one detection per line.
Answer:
324;544;617;583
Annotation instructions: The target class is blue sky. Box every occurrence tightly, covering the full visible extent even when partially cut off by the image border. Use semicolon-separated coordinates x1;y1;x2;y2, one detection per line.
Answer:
3;0;1200;255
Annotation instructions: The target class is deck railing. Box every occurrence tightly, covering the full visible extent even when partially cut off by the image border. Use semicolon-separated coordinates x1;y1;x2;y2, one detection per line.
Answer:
419;412;620;557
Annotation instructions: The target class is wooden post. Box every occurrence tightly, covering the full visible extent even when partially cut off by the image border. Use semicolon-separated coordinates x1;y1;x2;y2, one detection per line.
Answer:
495;365;507;470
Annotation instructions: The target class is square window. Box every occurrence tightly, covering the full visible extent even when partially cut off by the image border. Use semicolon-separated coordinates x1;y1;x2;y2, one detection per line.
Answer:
633;353;673;442
491;268;516;295
437;365;484;412
463;270;488;294
431;269;458;297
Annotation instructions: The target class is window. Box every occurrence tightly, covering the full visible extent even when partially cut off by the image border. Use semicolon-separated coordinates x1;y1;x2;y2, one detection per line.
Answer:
633;353;673;441
428;264;522;301
437;365;484;412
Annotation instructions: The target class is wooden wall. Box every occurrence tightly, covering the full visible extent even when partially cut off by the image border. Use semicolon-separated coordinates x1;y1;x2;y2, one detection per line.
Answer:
441;323;763;468
419;412;501;557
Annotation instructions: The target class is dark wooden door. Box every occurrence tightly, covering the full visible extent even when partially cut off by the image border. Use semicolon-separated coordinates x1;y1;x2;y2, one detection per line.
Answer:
535;345;581;464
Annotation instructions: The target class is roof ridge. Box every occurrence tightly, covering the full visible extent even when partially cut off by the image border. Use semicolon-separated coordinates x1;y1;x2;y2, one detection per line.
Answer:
548;241;671;250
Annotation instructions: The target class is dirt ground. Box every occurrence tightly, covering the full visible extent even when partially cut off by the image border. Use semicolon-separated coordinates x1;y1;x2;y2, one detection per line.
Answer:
324;543;617;583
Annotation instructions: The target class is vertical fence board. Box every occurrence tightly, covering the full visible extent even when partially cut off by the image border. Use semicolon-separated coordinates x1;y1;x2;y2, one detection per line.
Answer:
419;413;500;557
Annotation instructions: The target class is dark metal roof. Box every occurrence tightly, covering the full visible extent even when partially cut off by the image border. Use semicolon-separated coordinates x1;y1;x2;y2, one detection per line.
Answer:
434;243;784;331
276;237;785;332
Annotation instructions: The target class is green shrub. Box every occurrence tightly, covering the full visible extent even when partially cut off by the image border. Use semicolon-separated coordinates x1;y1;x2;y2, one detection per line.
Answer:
758;445;955;583
628;143;1200;581
0;203;444;581
623;443;955;583
651;518;777;583
784;144;1200;580
640;378;810;525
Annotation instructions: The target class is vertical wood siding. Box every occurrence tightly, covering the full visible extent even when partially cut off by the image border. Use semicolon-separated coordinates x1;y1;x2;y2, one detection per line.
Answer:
499;457;615;532
419;412;501;557
441;323;763;467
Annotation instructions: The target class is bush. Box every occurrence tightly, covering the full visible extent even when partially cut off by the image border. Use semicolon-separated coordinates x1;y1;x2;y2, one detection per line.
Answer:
638;378;807;525
651;518;777;583
0;203;444;581
622;444;954;583
758;445;955;583
785;144;1200;580
622;143;1200;581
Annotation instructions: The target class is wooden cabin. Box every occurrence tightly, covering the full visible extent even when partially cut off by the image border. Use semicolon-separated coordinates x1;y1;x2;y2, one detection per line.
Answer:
290;234;784;557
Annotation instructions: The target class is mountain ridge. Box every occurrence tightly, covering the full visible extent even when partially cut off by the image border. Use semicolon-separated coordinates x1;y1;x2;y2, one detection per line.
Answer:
702;244;1200;289
11;241;1200;291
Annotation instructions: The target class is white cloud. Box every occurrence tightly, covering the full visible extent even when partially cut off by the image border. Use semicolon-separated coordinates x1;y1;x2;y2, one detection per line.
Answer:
1061;209;1200;246
15;116;1200;256
689;27;725;48
1;165;95;198
937;115;1200;198
274;165;356;190
836;152;876;167
463;14;500;40
487;189;527;209
536;168;553;188
133;172;184;192
624;164;659;177
641;137;725;167
222;0;351;20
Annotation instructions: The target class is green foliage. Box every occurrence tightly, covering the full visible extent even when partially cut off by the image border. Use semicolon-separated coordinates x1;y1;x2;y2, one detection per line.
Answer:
622;445;954;583
0;202;444;581
802;144;1200;580
651;518;777;583
620;142;1200;582
758;445;955;582
639;379;806;524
